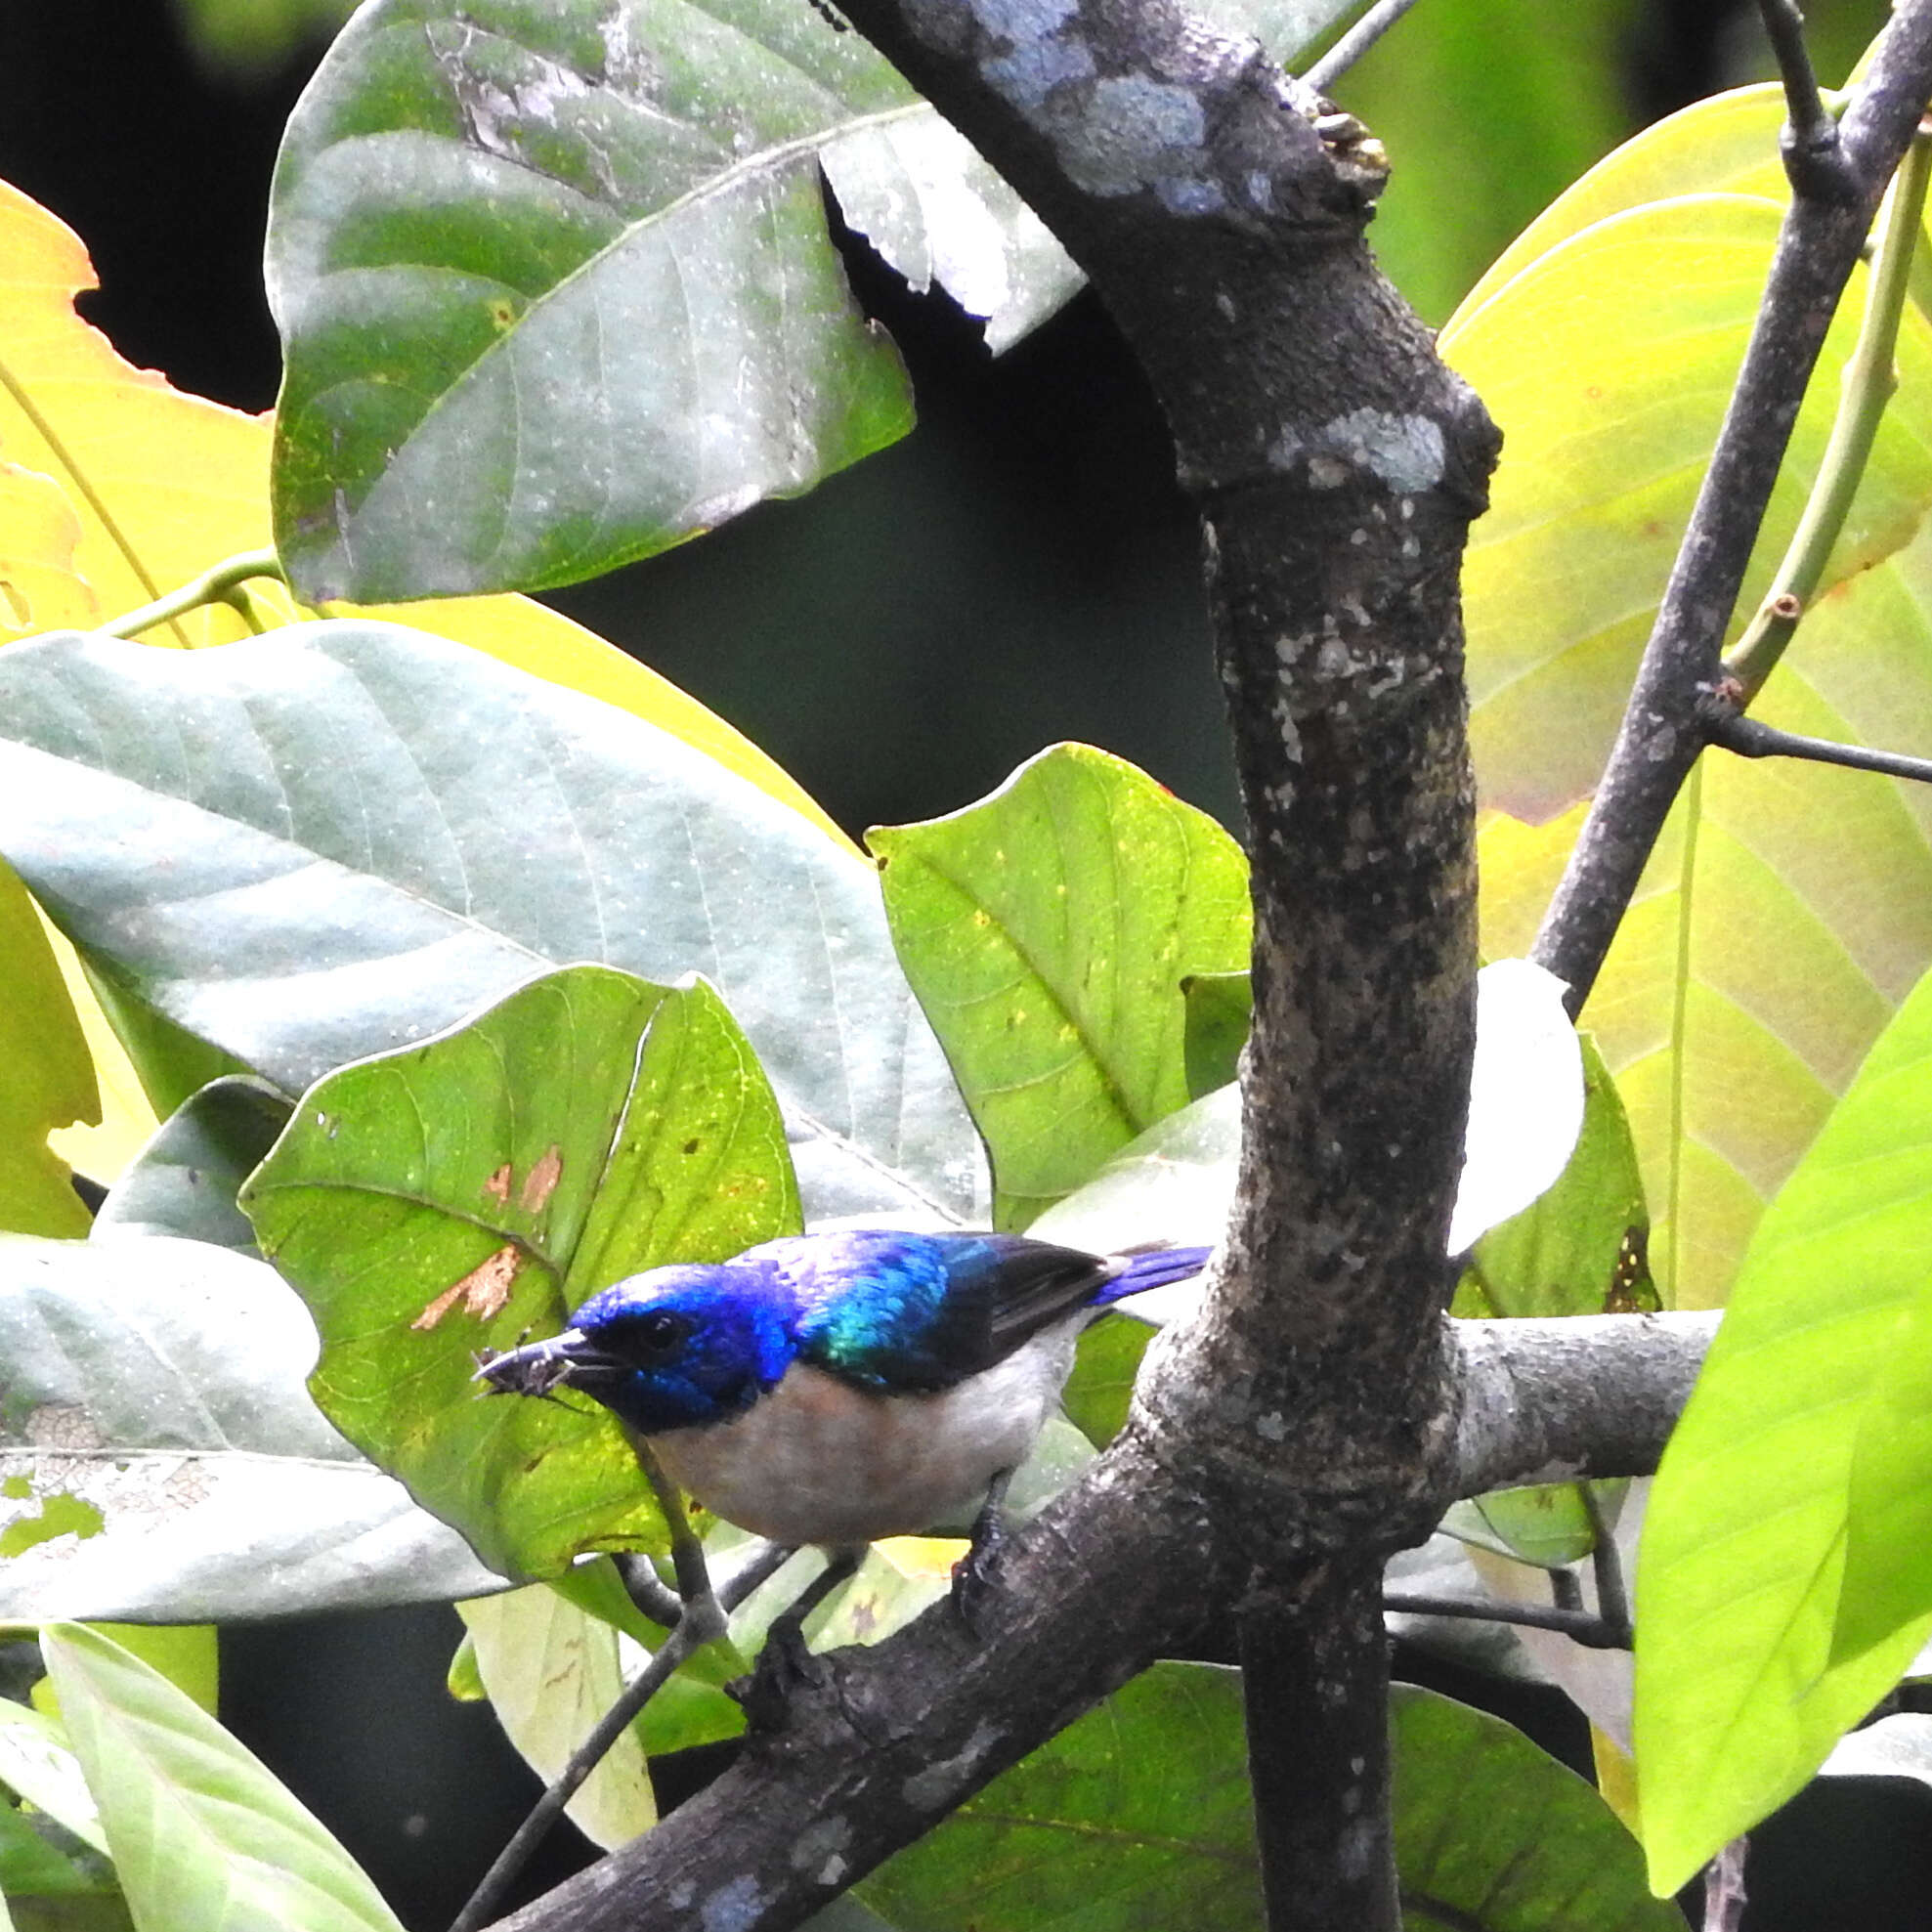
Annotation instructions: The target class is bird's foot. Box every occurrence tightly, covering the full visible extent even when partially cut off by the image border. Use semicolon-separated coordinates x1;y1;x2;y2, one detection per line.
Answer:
729;1615;824;1734
950;1473;1012;1638
726;1549;861;1732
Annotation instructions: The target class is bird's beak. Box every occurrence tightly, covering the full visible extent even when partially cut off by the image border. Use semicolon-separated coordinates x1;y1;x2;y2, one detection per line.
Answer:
473;1329;631;1398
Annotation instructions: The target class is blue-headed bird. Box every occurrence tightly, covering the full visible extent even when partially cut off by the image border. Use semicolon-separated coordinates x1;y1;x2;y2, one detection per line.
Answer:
475;1227;1210;1682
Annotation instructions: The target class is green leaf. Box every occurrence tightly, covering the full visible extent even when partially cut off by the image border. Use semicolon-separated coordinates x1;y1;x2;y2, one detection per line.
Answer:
871;745;1249;1228
77;969;251;1131
1440;1482;1625;1573
241;965;799;1580
76;1630;218;1722
1181;969;1251;1101
39;1622;405;1932
855;1662;1264;1928
1633;964;1932;1893
0;859;96;1239
1451;193;1932;828
0;1235;501;1622
1391;1684;1680;1931
0;1698;107;1857
267;0;927;601
454;1584;658;1848
0;1798;110;1903
853;1664;1673;1931
1059;1312;1152;1449
89;1079;291;1255
0;623;983;1227
1835;1265;1932;1662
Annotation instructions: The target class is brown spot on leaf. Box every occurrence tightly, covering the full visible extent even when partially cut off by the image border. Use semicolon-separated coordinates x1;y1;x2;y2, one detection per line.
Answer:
520;1144;563;1212
483;1164;513;1204
413;1245;520;1330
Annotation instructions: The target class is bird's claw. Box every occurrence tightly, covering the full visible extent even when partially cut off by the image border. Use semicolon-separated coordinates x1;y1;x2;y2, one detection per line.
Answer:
950;1508;1007;1638
729;1616;824;1733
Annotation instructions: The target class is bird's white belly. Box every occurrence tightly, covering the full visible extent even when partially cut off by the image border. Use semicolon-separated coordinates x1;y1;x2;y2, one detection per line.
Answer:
647;1326;1079;1549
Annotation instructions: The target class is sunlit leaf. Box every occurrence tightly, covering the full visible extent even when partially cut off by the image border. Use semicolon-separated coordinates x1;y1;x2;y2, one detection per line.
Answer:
0;462;92;644
872;745;1249;1227
0;623;983;1224
41;1623;406;1932
242;966;799;1578
0;1234;501;1621
0;181;278;650
1834;1262;1932;1662
0;859;96;1238
1634;964;1932;1893
1450;193;1932;828
1478;504;1932;1308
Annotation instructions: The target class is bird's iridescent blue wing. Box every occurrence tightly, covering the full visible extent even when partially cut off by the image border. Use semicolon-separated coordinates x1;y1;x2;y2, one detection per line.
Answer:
763;1230;1118;1394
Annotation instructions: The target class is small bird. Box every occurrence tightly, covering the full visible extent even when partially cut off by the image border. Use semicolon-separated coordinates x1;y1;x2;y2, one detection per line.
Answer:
475;1226;1210;1566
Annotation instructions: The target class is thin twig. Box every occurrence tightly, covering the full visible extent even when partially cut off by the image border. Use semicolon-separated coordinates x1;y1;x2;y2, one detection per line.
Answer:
715;1539;797;1612
447;1608;724;1932
1702;1836;1749;1932
1727;116;1932;697
101;547;285;640
1759;0;1859;200
1580;1484;1632;1647
614;1553;685;1629
1303;0;1428;92
1705;710;1932;784
1532;7;1932;1011
1381;1589;1629;1648
450;1451;729;1932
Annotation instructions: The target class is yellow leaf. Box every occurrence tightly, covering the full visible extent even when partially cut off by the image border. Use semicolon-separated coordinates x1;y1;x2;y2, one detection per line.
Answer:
0;459;93;638
0;179;276;650
40;912;159;1187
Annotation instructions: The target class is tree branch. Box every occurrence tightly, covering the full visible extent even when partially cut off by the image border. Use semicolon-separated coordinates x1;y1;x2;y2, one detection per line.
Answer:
475;0;1766;1914
1447;1310;1719;1497
1705;710;1932;786
1532;1;1932;1010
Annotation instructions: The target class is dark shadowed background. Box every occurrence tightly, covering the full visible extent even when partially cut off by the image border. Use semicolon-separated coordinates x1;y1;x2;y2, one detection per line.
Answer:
2;1;1926;1924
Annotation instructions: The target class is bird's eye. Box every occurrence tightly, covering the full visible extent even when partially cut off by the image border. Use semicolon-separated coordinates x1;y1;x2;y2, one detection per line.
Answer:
630;1309;693;1358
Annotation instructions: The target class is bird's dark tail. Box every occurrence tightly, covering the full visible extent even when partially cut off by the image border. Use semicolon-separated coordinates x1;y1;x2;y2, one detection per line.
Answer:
1095;1244;1213;1306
